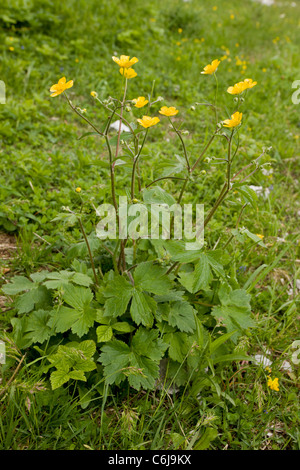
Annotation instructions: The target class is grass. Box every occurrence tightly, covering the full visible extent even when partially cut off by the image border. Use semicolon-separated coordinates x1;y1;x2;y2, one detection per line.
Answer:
0;0;299;450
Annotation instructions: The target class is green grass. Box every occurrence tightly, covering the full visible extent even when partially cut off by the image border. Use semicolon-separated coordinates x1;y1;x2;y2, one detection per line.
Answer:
0;0;299;450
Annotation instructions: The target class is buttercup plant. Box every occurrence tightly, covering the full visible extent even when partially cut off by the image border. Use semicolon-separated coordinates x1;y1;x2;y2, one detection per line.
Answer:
3;53;270;396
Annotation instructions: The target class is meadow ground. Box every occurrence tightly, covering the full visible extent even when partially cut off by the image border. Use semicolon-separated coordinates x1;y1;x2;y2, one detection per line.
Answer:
0;0;299;450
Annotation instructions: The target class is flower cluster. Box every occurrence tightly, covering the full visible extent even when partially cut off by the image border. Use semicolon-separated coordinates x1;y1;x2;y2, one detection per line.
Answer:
49;54;257;134
112;55;138;79
267;376;279;392
227;78;257;95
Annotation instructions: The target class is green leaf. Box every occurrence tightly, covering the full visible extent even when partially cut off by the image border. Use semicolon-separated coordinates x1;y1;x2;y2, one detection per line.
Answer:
109;131;133;145
163;240;202;263
44;270;93;290
210;331;236;354
96;325;113;342
212;287;254;342
155;157;185;178
164;332;189;362
193;254;212;292
49;285;96;337
25;310;53;344
132;327;167;361
68;370;87;381
77;131;100;140
48;340;96;390
50;368;71;390
62;284;93;310
239;227;266;247
43;270;74;289
194;428;218;450
72;272;94;287
142;186;176;206
112;322;135;333
212;353;250;364
103;274;133;318
99;339;131;386
168;300;196;333
2;276;34;295
99;328;167;390
133;261;173;295
234;185;258;209
130;290;155;327
15;286;50;314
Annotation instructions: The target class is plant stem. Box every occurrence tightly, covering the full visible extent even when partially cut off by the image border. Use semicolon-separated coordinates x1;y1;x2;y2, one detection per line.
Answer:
78;217;102;284
131;129;148;199
64;93;103;136
213;72;219;125
222;203;247;250
168;118;190;172
115;79;128;162
146;176;186;188
191;132;217;172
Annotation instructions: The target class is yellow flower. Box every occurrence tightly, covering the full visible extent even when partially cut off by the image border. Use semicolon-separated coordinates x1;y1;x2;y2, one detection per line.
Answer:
227;81;246;95
178;28;183;33
159;106;179;117
75;187;82;193
112;55;138;68
212;6;218;11
243;78;257;89
267;376;279;392
132;96;148;108
222;111;242;128
256;234;264;239
230;14;235;19
90;91;98;98
201;59;220;75
50;77;73;97
137;116;160;128
9;46;14;51
262;68;267;73
119;67;137;79
227;78;257;95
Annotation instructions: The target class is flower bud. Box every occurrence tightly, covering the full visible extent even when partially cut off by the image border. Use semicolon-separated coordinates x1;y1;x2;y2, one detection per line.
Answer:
181;130;189;135
190;105;196;111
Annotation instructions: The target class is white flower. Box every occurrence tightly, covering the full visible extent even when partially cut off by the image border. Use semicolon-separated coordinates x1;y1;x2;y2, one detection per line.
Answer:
253;354;272;367
110;120;130;133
